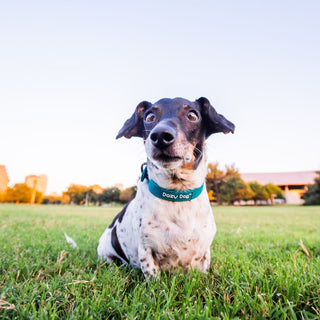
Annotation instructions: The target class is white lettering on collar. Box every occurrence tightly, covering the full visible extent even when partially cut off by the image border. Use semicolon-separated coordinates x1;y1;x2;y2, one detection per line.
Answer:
162;192;193;200
162;192;178;199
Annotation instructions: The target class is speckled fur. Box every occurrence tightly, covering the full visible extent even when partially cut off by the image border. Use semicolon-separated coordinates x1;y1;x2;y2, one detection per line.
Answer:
97;157;215;278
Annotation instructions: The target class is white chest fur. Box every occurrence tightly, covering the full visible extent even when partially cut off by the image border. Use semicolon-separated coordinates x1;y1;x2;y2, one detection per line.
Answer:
132;179;216;271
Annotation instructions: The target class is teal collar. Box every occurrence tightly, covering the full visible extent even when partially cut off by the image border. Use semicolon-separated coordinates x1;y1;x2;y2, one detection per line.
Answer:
141;166;204;202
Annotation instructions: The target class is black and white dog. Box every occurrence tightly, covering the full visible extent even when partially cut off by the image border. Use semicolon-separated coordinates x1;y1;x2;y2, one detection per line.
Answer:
98;97;235;279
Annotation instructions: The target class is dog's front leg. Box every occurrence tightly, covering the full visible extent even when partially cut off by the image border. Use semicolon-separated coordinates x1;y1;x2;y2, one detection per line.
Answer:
138;244;159;280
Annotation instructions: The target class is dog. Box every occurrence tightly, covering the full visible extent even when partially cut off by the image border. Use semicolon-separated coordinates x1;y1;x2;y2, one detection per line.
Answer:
97;97;235;279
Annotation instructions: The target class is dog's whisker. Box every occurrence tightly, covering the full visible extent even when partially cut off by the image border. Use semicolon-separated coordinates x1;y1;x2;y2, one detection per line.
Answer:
193;146;203;158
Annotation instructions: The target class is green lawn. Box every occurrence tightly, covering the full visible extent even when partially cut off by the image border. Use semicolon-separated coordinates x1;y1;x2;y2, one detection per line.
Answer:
0;204;319;319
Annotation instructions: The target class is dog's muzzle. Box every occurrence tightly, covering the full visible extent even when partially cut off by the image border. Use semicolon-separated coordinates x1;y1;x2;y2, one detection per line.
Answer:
148;123;183;164
150;124;176;150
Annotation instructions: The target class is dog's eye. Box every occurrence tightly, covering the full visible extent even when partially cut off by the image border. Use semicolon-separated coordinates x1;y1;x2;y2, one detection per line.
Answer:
145;113;156;123
187;111;199;122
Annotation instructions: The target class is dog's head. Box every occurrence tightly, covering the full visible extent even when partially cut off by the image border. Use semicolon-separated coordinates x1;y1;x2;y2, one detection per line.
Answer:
116;97;235;169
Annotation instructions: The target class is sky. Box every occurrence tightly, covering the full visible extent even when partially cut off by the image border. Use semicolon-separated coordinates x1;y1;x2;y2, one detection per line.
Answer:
1;0;319;195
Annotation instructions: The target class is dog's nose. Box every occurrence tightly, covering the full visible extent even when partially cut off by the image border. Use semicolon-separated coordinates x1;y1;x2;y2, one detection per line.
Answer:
150;126;176;149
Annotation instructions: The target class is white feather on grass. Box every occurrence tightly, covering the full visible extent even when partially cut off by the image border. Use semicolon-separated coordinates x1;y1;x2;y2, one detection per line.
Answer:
64;232;78;248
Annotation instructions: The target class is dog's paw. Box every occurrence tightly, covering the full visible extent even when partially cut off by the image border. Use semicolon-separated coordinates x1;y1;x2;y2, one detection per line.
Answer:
142;265;160;281
139;245;160;280
140;258;159;280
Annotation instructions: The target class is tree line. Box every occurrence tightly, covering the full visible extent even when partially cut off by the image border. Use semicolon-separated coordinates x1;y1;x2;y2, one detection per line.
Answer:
0;183;136;205
1;166;319;205
0;183;43;204
206;163;284;205
53;184;137;205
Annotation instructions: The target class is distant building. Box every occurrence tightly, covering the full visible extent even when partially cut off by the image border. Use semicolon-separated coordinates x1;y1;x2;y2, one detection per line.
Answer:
241;171;318;204
25;174;48;195
0;165;9;192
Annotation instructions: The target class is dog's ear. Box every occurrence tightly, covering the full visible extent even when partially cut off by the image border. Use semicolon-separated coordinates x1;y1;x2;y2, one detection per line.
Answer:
116;101;152;139
196;97;235;138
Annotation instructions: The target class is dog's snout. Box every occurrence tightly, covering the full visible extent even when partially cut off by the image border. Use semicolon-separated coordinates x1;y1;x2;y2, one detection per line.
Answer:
150;126;176;149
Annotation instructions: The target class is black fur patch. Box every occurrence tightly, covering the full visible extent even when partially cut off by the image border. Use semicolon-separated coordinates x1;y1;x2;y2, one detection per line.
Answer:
109;255;125;266
108;202;130;229
111;226;129;264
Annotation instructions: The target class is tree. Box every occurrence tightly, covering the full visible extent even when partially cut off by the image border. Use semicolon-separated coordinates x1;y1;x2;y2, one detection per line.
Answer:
263;183;284;204
61;192;71;204
119;186;137;203
248;181;268;205
4;183;42;204
85;188;97;205
302;171;320;205
206;163;240;205
237;181;255;203
98;187;120;204
220;176;253;205
206;162;225;205
66;184;88;205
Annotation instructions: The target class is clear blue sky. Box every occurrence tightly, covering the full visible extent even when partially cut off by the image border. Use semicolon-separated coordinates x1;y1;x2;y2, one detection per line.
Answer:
1;0;319;194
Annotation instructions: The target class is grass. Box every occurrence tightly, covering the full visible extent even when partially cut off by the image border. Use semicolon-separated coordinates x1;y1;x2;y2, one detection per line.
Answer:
0;204;319;319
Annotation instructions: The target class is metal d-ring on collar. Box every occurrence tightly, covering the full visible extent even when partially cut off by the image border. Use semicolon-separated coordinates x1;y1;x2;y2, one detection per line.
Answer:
140;164;204;202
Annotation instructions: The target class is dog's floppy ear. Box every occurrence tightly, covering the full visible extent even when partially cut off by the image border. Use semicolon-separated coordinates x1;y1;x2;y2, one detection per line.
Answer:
116;101;152;139
196;97;235;138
